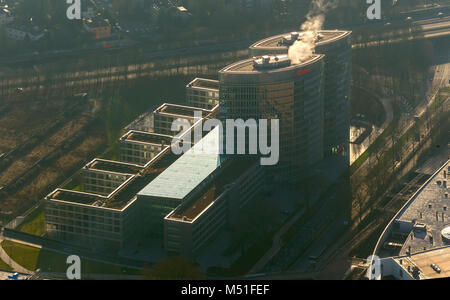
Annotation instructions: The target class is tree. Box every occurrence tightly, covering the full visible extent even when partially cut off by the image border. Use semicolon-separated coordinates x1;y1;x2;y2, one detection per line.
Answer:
353;184;367;224
0;27;13;55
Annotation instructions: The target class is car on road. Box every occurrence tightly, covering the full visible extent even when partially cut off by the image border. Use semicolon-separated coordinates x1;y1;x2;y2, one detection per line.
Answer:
15;87;24;94
431;263;441;273
437;12;444;18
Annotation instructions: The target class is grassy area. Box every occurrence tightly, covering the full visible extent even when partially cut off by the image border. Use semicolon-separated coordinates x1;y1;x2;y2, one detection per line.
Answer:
350;120;398;175
374;89;448;173
17;206;45;236
0;258;12;271
61;173;83;192
17;76;194;237
1;240;142;276
99;76;192;161
350;150;370;175
0;214;14;227
351;86;448;175
1;240;40;271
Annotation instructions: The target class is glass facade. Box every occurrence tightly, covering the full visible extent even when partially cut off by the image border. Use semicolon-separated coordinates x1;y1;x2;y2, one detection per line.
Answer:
249;31;353;162
317;36;352;160
219;56;325;181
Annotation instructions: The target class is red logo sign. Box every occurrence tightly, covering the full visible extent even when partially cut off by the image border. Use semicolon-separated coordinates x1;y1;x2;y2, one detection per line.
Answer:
297;68;312;76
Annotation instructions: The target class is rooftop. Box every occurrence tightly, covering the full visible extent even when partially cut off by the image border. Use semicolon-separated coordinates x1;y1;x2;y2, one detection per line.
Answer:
49;190;106;207
168;158;257;222
394;246;450;279
154;103;212;118
121;130;174;145
186;78;219;91
220;54;323;73
396;160;450;255
106;175;157;210
249;30;351;51
48;147;180;210
85;159;143;175
107;148;180;209
138;126;223;201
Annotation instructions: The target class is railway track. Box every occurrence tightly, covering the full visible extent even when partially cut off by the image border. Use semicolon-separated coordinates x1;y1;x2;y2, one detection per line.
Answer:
0;98;87;174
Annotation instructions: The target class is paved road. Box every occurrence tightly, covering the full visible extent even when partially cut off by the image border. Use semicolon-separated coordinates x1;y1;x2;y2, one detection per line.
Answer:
249;41;449;277
350;92;394;164
353;16;450;49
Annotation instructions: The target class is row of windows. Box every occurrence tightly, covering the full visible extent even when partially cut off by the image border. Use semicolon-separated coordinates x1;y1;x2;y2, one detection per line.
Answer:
47;224;120;240
46;204;120;219
46;216;119;229
85;172;126;181
122;150;156;159
46;212;121;225
188;90;219;98
122;143;161;151
84;178;123;187
84;185;117;195
120;155;148;166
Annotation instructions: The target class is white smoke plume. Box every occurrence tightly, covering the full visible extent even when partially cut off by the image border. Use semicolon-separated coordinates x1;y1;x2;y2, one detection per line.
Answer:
289;0;339;64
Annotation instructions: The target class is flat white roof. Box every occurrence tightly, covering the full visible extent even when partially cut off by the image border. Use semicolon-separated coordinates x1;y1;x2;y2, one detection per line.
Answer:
137;127;222;200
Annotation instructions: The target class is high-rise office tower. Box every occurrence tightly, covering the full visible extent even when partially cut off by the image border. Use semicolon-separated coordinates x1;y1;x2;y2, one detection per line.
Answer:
219;54;325;181
250;30;352;160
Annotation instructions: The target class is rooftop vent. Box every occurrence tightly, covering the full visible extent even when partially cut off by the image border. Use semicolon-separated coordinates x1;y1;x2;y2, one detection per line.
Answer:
413;222;427;232
253;55;291;69
291;31;299;40
315;33;324;42
282;32;301;45
441;226;450;243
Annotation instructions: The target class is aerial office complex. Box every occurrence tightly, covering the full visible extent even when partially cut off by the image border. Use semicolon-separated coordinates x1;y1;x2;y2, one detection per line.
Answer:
45;147;178;248
44;106;207;249
186;78;220;110
373;160;450;280
119;130;174;165
44;29;352;256
219;54;325;181
250;30;352;159
44;102;264;255
153;103;217;135
140;127;265;255
82;158;143;195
